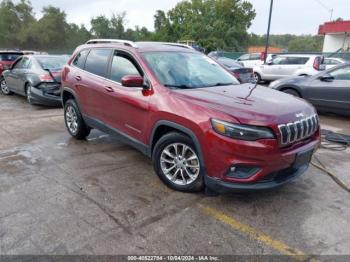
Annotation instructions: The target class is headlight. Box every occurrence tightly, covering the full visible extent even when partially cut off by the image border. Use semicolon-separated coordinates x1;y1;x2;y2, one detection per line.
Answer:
211;119;275;141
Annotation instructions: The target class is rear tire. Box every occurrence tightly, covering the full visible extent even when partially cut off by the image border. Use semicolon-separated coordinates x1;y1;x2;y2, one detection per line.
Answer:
26;83;34;104
64;99;91;140
152;132;204;193
283;89;301;97
1;77;13;95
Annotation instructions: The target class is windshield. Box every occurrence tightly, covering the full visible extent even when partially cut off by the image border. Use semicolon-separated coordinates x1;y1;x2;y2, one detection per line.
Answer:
142;52;239;89
36;56;69;71
0;53;22;62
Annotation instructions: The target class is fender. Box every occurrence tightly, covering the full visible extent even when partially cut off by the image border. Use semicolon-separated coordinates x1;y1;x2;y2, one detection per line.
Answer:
61;87;82;109
149;120;205;168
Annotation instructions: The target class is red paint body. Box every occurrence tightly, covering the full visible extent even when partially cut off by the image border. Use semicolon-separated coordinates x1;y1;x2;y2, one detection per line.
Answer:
62;43;320;189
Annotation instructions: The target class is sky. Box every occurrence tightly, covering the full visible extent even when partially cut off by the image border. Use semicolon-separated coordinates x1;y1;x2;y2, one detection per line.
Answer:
29;0;349;35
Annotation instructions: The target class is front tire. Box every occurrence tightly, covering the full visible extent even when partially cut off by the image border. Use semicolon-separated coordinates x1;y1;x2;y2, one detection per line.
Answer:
283;88;301;97
64;99;91;140
152;132;204;193
1;77;13;95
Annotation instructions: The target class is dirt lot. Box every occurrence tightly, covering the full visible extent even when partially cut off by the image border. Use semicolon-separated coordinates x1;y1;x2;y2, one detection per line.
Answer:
0;93;349;257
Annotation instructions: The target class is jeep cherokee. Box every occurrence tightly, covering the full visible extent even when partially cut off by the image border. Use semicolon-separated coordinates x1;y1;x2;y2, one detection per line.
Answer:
61;39;321;194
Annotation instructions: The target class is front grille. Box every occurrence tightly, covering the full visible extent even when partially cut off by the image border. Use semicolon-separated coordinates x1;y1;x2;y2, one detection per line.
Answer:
278;114;319;145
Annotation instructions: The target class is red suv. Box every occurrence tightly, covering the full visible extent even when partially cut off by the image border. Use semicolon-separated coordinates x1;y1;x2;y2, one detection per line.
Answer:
61;39;321;194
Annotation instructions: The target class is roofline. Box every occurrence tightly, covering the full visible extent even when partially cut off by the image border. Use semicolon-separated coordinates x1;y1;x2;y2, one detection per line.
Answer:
318;20;350;35
85;39;195;50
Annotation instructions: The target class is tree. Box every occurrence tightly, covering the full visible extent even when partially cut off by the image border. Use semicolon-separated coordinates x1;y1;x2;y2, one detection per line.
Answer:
90;15;112;38
162;0;256;51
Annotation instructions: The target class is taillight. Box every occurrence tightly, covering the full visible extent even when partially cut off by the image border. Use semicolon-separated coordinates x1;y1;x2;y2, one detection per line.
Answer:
0;63;3;70
313;57;321;70
39;74;54;82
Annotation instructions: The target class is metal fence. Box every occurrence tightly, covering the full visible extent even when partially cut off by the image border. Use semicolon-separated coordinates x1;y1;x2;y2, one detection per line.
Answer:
219;51;350;61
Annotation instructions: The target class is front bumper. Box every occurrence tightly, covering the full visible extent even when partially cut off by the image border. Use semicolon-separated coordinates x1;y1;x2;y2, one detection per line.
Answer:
205;164;309;193
31;85;62;107
202;128;320;193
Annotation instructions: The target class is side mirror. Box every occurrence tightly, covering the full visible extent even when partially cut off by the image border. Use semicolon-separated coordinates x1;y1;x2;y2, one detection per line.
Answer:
319;74;334;82
121;75;144;88
267;60;273;65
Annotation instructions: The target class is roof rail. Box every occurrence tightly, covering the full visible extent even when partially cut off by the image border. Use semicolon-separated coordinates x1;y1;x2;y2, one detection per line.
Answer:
86;39;137;48
137;41;195;50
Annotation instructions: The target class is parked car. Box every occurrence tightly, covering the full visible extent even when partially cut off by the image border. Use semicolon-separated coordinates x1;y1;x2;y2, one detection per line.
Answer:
270;62;350;116
323;57;346;70
61;39;320;194
1;55;68;106
0;50;24;78
216;57;254;83
236;53;263;68
254;54;325;82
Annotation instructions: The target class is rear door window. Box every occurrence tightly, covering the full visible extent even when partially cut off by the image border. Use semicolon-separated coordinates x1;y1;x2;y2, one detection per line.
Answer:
84;49;112;77
109;52;141;83
13;57;30;69
273;56;289;65
72;49;89;69
329;65;350;80
287;57;309;65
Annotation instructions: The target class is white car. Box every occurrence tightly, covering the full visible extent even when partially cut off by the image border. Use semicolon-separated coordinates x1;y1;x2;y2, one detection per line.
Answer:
236;53;263;68
253;54;325;82
323;57;346;70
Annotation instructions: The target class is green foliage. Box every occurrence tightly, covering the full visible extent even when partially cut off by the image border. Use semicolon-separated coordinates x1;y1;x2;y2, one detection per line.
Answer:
154;0;256;52
248;34;324;52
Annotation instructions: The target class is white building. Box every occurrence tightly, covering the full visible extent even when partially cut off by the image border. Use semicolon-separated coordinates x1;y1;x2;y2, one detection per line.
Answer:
319;20;350;53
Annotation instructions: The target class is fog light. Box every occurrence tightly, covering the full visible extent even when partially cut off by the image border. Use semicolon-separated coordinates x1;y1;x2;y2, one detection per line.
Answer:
226;165;261;179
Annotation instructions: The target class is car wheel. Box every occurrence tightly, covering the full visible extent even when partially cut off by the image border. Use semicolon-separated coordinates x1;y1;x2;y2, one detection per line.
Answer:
26;84;34;104
283;89;301;97
254;72;261;83
1;77;13;95
64;99;91;140
153;132;204;193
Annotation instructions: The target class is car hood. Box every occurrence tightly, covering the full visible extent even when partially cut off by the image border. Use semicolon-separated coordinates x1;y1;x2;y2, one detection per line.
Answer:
173;84;316;126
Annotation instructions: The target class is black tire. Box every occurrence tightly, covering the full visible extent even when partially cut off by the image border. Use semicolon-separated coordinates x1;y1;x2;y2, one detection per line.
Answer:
0;77;13;95
283;88;301;97
254;72;262;83
64;99;91;140
152;132;204;193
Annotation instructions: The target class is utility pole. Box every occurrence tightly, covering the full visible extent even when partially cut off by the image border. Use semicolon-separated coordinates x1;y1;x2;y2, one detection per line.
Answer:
330;9;333;21
264;0;274;64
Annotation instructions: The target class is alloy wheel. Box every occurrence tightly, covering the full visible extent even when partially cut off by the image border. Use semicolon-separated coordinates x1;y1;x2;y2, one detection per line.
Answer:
254;73;260;83
1;78;10;94
65;105;79;134
160;143;200;185
26;85;33;103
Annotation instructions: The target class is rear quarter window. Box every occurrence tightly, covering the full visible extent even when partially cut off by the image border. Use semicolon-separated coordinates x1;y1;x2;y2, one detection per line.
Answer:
72;49;89;69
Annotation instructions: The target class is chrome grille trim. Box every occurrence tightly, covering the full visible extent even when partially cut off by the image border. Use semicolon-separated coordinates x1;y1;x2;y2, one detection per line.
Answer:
278;114;319;145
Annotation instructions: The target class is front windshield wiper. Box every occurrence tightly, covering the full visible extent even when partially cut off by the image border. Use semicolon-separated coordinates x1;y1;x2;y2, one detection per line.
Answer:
208;82;234;87
164;84;194;89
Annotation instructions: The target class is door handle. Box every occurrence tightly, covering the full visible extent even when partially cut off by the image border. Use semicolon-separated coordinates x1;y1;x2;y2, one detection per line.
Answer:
75;76;82;81
104;86;114;92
